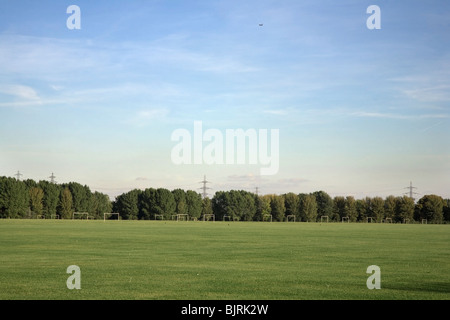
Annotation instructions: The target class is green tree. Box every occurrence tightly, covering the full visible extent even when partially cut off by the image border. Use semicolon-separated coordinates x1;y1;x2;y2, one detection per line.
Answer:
384;195;396;220
444;199;450;222
185;190;203;220
285;192;300;220
59;187;73;219
154;188;176;220
138;188;156;220
300;194;318;222
39;180;60;218
66;182;92;213
356;198;368;221
270;194;286;221
370;196;385;222
29;187;44;217
344;196;358;222
91;191;112;219
256;195;272;221
395;196;415;223
416;195;445;224
332;196;346;221
172;189;187;215
312;191;334;220
201;197;213;218
0;177;29;218
114;189;141;220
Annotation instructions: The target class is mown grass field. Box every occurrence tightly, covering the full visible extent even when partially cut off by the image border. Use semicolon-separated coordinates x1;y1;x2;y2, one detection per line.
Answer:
0;219;448;300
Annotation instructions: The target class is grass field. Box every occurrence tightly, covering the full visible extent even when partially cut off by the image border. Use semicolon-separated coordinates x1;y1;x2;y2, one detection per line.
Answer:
0;219;449;300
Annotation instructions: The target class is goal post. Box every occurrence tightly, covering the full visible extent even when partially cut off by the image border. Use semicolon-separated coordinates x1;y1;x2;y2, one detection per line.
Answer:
203;214;215;222
176;214;189;222
104;213;120;221
73;212;89;220
320;216;329;223
342;216;349;223
286;215;296;222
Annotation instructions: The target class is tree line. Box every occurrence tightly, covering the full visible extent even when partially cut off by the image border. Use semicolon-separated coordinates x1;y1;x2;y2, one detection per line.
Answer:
1;176;449;223
110;187;450;223
0;176;111;219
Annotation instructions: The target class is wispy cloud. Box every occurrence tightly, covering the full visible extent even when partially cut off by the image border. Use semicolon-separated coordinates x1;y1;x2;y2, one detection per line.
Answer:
0;84;40;101
351;111;449;120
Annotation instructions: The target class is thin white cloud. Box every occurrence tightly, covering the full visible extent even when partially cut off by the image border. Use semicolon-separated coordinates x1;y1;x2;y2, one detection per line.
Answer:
0;84;40;100
351;111;449;120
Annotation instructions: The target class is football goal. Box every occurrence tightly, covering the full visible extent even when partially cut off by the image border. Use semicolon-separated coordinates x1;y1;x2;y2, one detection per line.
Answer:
203;214;215;222
73;212;89;220
286;215;296;222
176;214;189;222
223;215;232;221
422;219;427;224
104;213;120;221
262;214;272;222
155;214;164;220
342;216;349;223
383;218;392;223
320;216;329;223
366;217;374;223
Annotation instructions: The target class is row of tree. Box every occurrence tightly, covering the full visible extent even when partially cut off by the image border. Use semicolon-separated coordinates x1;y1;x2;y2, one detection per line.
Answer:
1;176;449;223
0;176;111;219
211;190;450;223
113;188;449;223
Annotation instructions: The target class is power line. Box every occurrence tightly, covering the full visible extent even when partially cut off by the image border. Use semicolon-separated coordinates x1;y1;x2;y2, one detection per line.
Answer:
15;170;23;180
404;181;419;200
49;172;57;184
199;175;211;199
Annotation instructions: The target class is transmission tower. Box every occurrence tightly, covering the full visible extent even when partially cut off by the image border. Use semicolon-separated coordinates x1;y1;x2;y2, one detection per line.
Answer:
15;170;23;180
199;175;211;199
49;172;57;184
404;181;418;201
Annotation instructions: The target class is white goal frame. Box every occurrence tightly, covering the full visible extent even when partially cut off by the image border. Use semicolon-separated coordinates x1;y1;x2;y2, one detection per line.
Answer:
176;214;189;222
223;215;232;221
73;212;89;220
422;219;427;224
320;216;329;223
383;218;392;223
155;214;164;220
342;216;350;223
262;214;272;222
366;217;374;223
203;214;215;222
286;215;296;222
104;213;120;221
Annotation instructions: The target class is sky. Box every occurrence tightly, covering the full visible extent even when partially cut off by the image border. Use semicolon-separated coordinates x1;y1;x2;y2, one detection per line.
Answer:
0;0;449;200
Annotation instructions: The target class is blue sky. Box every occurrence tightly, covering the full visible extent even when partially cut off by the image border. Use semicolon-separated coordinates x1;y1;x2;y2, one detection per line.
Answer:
0;0;449;199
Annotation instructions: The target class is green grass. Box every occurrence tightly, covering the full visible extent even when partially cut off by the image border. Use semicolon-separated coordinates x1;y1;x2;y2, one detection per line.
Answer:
0;220;449;300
